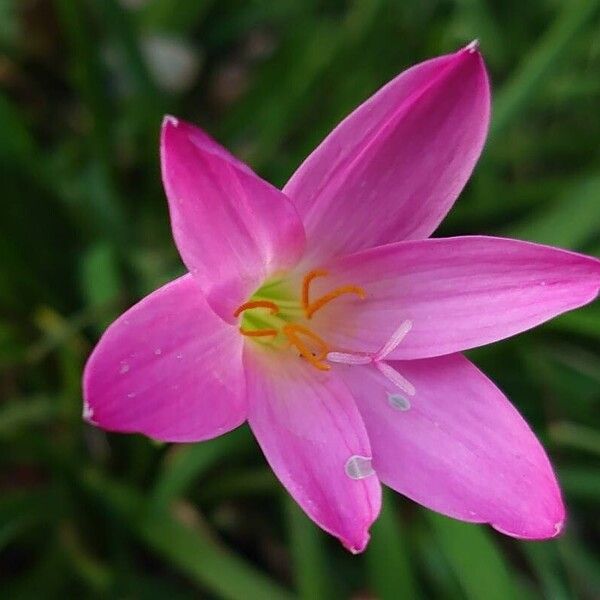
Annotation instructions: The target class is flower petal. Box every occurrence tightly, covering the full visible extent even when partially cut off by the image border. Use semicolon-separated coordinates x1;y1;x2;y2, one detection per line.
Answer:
83;275;246;442
313;236;600;359
336;354;565;539
283;44;490;262
161;117;306;321
244;346;381;552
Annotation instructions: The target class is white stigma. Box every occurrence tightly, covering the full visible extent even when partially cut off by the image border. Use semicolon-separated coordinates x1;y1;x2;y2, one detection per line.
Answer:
373;320;412;361
326;320;416;396
327;352;372;365
376;362;415;396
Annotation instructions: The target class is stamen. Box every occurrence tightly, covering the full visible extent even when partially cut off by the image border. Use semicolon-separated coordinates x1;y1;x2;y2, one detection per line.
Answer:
283;324;330;371
305;285;366;319
302;269;328;310
240;328;278;337
233;299;279;317
234;300;280;338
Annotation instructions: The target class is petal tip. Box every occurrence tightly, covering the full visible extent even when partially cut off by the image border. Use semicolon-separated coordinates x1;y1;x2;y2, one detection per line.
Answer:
344;530;371;554
162;114;180;129
491;504;566;540
464;39;480;54
82;396;97;426
551;518;566;538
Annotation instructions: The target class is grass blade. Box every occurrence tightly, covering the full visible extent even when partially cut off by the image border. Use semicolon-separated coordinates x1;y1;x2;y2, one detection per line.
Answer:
427;512;518;600
286;497;334;600
491;0;600;138
365;491;417;600
83;469;293;600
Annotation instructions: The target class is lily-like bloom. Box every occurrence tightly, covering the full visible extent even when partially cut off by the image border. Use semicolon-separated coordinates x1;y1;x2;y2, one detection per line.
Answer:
84;42;600;552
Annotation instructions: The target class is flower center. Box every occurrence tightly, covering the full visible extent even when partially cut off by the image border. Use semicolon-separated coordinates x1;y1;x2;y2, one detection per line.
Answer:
234;269;366;371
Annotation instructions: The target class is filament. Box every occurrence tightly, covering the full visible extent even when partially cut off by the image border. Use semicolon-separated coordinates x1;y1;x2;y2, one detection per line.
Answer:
283;324;330;371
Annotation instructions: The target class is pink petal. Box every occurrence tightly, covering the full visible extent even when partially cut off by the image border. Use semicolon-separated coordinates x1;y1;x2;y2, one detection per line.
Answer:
161;117;306;322
83;275;246;442
283;44;490;262
244;346;381;552
313;236;600;359
336;354;565;539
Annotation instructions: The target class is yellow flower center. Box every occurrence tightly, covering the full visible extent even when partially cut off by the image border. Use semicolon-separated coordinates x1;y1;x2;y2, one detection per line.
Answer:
234;270;366;371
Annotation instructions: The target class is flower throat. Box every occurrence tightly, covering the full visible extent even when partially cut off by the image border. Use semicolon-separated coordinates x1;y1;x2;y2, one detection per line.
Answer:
234;270;366;371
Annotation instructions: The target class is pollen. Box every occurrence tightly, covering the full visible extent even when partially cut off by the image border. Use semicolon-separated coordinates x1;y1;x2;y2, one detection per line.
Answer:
282;323;330;371
302;269;366;319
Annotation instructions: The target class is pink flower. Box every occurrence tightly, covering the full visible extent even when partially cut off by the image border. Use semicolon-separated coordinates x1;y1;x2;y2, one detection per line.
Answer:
83;42;600;553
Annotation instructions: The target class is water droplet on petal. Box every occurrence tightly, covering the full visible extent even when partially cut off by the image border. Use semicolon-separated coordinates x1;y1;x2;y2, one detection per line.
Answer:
345;455;375;480
127;392;136;399
388;392;411;411
119;361;130;374
176;353;183;360
154;348;162;355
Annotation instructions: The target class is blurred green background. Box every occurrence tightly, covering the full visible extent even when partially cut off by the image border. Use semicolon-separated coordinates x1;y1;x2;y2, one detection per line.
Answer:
1;0;600;598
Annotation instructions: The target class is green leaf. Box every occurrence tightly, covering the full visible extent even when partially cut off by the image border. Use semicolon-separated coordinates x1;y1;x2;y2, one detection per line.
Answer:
0;396;58;439
427;513;518;600
286;498;335;600
491;0;600;138
365;491;417;600
83;470;293;600
151;427;255;511
504;175;600;249
549;422;600;456
559;467;600;501
140;0;215;34
521;542;570;600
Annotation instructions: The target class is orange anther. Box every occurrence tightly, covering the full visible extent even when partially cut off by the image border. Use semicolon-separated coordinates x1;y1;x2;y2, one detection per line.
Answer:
240;328;278;338
305;285;366;319
282;324;330;371
302;269;328;310
233;299;280;318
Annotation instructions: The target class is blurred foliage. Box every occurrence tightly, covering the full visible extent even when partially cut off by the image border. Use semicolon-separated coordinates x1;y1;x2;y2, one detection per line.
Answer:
1;0;600;597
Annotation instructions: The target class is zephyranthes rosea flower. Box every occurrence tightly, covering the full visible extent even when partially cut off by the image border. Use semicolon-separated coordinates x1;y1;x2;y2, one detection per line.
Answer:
84;42;600;552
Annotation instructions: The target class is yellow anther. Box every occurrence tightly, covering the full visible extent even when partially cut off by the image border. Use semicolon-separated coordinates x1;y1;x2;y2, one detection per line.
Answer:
234;299;280;338
302;269;366;319
240;328;278;338
234;300;279;317
282;324;330;371
302;269;328;310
